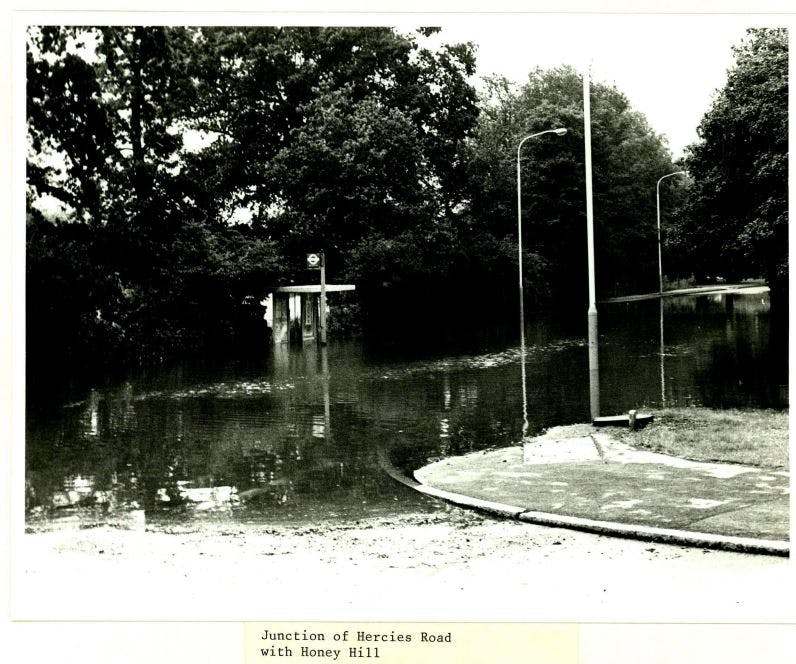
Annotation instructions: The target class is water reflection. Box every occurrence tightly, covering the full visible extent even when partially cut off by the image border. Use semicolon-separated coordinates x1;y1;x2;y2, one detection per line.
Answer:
26;292;784;529
601;291;782;410
659;298;666;408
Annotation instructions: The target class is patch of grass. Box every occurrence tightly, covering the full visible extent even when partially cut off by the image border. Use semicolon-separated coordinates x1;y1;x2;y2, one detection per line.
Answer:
613;407;788;469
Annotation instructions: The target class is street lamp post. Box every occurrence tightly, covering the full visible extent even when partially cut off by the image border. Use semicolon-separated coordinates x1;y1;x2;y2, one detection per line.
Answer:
583;69;599;422
656;171;687;295
517;127;567;438
655;170;686;407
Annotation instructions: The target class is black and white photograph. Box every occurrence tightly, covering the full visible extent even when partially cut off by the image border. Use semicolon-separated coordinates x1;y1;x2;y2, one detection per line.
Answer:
4;5;794;662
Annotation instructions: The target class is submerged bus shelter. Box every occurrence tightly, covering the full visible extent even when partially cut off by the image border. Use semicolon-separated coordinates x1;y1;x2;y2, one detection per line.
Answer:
265;284;356;345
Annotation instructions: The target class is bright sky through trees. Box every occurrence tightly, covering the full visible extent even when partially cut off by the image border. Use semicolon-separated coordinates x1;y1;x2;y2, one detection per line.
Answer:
428;15;759;157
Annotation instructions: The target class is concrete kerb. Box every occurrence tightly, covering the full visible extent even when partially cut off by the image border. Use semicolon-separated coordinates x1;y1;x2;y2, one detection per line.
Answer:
515;510;789;556
377;446;525;518
413;480;790;557
376;444;789;557
413;483;526;519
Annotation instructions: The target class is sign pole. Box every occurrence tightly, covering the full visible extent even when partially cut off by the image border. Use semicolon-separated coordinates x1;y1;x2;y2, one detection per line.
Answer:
319;251;327;345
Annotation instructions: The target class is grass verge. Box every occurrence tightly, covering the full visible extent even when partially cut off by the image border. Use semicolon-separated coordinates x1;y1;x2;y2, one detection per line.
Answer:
612;407;788;469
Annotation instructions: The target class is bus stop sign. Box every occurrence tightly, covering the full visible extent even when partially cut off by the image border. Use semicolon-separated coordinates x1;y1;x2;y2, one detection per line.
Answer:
306;253;322;270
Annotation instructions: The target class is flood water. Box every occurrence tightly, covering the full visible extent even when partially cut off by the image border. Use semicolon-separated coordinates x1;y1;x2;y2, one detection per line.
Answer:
25;291;786;529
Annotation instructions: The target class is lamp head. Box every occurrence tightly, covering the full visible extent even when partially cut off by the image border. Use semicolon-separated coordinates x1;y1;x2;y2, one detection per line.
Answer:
553;128;568;136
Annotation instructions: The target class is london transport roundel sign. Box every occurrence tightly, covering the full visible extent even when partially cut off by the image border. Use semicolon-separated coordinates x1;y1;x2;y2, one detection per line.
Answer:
306;253;321;269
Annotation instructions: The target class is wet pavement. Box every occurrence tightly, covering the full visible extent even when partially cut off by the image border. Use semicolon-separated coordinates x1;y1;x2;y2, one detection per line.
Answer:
414;425;789;549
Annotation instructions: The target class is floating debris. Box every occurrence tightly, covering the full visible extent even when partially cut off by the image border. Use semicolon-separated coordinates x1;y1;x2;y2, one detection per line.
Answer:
368;340;586;380
132;379;298;402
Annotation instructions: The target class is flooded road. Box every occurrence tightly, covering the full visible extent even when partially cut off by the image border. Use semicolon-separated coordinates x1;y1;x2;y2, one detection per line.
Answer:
25;291;785;529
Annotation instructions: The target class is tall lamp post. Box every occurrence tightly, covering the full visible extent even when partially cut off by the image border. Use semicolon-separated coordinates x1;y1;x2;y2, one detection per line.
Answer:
583;69;599;422
517;127;567;438
655;170;686;407
656;171;687;294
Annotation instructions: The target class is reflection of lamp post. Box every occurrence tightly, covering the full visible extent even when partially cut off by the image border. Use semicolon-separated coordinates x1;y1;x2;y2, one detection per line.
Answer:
656;170;686;408
656;171;687;294
517;127;567;438
659;298;666;408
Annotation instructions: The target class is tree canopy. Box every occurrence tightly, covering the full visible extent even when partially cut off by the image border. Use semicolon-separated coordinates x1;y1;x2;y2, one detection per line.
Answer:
26;26;484;382
466;66;677;302
26;26;284;385
676;28;788;294
179;27;479;277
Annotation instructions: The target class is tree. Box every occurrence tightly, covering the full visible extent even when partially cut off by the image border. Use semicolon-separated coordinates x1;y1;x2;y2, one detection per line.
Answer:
27;28;113;224
679;28;787;295
26;25;485;369
27;26;192;227
466;67;677;304
177;27;485;343
26;26;284;389
181;27;479;275
266;85;433;273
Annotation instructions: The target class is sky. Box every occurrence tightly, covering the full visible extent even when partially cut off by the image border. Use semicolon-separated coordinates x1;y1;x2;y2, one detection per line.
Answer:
426;15;767;158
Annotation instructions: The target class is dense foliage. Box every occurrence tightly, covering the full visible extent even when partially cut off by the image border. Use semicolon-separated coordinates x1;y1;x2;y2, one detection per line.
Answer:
672;28;788;298
28;25;726;390
27;26;479;385
178;27;486;343
466;68;678;302
27;27;284;388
